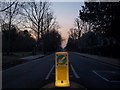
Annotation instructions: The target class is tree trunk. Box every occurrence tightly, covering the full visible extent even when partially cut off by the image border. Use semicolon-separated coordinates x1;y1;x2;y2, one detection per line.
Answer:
7;3;12;56
37;24;40;53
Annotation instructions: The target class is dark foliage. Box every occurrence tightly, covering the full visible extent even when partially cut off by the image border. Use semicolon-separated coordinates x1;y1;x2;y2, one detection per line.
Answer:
2;24;36;54
66;2;120;58
42;29;62;54
2;23;62;55
80;2;120;40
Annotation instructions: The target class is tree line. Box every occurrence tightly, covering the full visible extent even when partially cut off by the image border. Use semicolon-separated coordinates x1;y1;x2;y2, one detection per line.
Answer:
66;2;120;58
0;0;62;55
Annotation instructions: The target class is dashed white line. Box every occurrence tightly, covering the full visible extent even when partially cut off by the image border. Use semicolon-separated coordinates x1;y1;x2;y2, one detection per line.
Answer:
45;65;55;80
70;64;80;79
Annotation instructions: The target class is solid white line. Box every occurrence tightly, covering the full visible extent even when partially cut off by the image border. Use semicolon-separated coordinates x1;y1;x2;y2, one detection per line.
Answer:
93;70;109;82
45;65;55;80
93;70;120;82
74;52;120;69
3;54;54;72
70;64;80;79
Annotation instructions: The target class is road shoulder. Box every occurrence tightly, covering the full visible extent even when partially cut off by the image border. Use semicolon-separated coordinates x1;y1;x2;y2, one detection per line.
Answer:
74;52;120;67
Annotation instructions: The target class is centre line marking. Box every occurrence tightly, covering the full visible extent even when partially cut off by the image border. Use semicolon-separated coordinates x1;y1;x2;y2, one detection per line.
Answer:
45;65;55;80
70;64;80;79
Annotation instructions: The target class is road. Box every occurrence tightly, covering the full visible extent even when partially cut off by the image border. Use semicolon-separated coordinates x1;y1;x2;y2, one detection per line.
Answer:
2;52;120;89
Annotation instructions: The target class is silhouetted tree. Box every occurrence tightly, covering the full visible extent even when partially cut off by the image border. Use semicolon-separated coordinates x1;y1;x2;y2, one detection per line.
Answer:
14;30;36;52
20;1;58;53
0;0;23;55
74;18;93;36
2;24;18;54
42;29;62;54
66;2;120;58
74;18;81;38
78;31;98;48
80;2;120;43
2;23;36;54
76;2;120;58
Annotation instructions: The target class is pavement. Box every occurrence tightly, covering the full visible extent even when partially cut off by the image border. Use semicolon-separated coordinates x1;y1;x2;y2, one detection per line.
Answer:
75;52;120;67
20;54;44;61
2;52;120;89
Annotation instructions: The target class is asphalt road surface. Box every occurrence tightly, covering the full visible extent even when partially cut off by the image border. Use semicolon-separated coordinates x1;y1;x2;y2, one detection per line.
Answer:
2;52;120;89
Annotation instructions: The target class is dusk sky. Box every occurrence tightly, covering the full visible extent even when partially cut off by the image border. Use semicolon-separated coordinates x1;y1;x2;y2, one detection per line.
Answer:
51;2;84;48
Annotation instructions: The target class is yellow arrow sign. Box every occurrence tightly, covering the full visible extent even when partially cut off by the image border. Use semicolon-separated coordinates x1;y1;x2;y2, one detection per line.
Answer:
55;52;70;87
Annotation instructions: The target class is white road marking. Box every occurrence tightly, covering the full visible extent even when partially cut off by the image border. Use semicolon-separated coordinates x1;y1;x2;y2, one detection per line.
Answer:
98;71;116;73
93;70;120;82
93;70;109;82
3;54;54;72
45;65;55;80
74;52;120;69
70;64;80;79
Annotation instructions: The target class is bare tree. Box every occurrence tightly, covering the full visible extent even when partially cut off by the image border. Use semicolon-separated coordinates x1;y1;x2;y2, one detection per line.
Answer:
74;17;94;38
68;28;79;40
0;0;22;55
74;18;81;38
20;1;57;53
0;0;24;28
0;1;16;12
69;18;83;40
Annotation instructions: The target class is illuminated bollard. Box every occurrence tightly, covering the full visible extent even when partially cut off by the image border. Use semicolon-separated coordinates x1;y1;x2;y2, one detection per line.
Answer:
55;52;70;87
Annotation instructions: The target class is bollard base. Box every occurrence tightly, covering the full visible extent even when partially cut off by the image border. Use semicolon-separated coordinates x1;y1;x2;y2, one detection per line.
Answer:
55;80;70;87
42;81;87;89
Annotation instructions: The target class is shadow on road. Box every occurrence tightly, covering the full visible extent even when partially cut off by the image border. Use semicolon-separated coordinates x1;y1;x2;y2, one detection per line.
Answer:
42;81;87;89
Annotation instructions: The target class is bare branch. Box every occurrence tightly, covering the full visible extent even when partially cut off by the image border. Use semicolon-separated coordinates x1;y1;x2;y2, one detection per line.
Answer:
0;1;16;12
